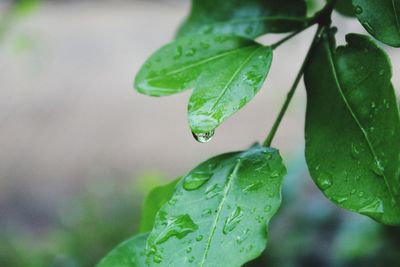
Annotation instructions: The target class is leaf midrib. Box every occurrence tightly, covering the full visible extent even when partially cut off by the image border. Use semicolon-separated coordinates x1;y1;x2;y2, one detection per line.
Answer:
323;41;399;208
146;45;258;82
209;46;267;112
200;158;242;266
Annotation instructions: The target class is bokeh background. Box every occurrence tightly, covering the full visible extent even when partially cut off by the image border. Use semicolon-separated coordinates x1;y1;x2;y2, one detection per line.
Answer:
1;0;400;266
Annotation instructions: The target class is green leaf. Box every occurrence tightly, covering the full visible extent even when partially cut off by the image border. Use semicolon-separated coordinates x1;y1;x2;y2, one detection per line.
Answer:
135;34;273;134
335;0;355;17
97;233;148;267
176;0;308;39
352;0;400;47
304;31;400;225
139;178;180;233
145;145;286;266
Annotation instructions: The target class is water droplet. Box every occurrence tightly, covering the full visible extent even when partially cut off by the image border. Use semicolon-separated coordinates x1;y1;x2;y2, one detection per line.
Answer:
242;181;263;192
359;199;384;217
317;172;333;190
183;172;211;190
264;205;272;212
371;160;384;177
153;254;163;264
154;213;198;244
201;208;212;217
186;48;196;57
243;71;263;86
236;229;250;244
350;189;356;195
351;143;360;159
200;42;210;49
270;170;280;178
202;25;214;34
223;207;243;234
192;130;215;143
354;5;363;14
195;235;203;241
188;256;195;263
173;46;182;59
379;69;385;76
370;101;376;109
205;184;222;199
358;191;365;197
186;247;192;253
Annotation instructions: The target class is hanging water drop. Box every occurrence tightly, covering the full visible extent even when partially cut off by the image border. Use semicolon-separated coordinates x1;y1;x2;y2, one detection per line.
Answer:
192;130;215;143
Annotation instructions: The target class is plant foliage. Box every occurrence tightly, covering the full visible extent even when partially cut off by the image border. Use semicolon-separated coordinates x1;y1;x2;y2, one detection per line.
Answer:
100;0;400;265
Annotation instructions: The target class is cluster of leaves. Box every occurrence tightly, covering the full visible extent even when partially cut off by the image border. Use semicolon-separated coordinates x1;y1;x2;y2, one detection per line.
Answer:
99;0;400;266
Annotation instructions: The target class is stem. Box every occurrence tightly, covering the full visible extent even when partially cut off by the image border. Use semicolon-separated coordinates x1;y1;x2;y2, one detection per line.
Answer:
263;25;325;147
270;0;337;49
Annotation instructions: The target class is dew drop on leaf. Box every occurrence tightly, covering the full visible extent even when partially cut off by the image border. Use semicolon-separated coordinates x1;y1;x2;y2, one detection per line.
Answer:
236;229;250;244
371;160;384;177
205;183;222;199
317;172;333;190
188;256;195;263
153;254;163;264
186;48;196;57
154;213;198;244
223;207;243;234
201;208;212;217
173;46;182;59
192;130;215;143
350;143;360;159
359;199;384;218
195;235;203;241
354;5;363;14
183;172;211;191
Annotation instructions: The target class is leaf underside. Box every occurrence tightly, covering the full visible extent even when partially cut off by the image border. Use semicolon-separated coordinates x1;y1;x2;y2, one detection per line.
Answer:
305;31;400;225
146;145;286;267
353;0;400;47
177;0;308;39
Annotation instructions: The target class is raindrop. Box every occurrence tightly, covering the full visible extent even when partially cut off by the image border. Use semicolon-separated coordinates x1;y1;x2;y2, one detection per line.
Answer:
236;229;250;244
379;69;385;76
192;130;215;143
186;48;196;57
317;172;333;190
188;256;195;263
223;207;243;234
205;184;222;199
264;205;272;212
153;254;163;264
173;46;182;59
200;42;210;49
154;213;198;245
350;143;360;159
354;5;363;14
359;199;384;217
195;235;203;241
242;181;263;192
201;208;212;217
371;160;384;177
186;247;192;253
183;172;211;191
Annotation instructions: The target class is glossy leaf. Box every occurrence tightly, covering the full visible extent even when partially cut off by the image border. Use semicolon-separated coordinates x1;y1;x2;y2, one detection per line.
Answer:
139;178;180;233
145;145;286;267
352;0;400;47
97;233;148;267
304;31;400;225
335;0;355;17
135;34;273;134
176;0;308;39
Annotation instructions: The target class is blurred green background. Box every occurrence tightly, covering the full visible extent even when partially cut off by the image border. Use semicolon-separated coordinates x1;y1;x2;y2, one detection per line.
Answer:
1;0;400;266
